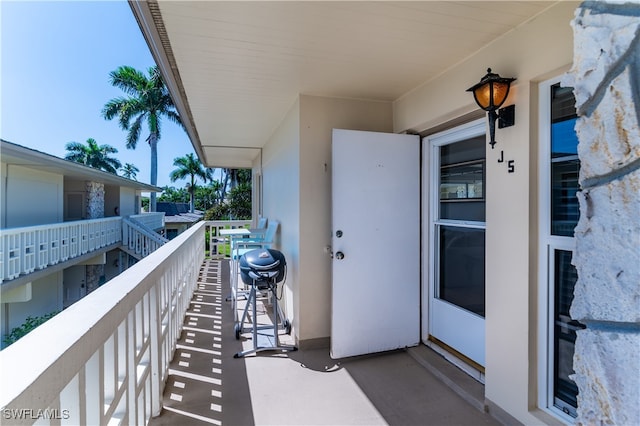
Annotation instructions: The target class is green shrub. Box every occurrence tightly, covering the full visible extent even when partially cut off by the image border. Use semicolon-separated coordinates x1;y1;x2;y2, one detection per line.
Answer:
3;311;59;347
204;204;230;220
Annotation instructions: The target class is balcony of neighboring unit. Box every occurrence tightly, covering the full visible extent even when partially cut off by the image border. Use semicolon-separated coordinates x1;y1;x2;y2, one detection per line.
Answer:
0;212;166;287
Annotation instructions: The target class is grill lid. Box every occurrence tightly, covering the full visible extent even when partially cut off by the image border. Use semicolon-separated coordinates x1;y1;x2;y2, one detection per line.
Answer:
242;249;281;270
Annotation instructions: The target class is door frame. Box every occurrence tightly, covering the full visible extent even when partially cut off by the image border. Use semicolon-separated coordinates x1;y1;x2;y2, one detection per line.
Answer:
421;118;487;367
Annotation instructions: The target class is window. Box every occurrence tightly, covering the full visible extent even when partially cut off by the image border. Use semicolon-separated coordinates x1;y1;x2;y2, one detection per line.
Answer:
436;134;486;317
539;80;585;420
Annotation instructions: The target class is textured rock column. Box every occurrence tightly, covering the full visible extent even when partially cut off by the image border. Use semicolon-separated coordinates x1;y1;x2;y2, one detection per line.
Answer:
562;2;640;424
85;181;105;294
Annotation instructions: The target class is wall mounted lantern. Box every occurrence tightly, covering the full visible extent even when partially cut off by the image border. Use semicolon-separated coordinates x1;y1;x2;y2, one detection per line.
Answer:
467;68;516;149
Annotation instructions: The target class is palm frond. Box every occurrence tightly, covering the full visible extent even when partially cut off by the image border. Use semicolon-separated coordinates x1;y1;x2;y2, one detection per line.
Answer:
109;66;148;96
127;116;144;149
164;110;184;130
101;98;128;120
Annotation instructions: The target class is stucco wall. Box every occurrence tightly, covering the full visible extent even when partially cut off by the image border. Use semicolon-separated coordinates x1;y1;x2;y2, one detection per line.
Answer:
118;186;138;217
260;98;302;337
4;272;62;335
393;2;578;424
105;185;120;217
1;164;63;228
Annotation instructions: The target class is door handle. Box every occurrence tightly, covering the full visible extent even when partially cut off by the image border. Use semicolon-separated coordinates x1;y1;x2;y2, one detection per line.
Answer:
335;251;345;260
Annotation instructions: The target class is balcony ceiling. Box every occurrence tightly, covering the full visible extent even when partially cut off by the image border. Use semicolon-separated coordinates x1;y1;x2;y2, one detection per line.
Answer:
132;1;556;168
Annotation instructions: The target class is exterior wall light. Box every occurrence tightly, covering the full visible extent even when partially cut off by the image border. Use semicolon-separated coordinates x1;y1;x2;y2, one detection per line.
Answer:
467;68;516;149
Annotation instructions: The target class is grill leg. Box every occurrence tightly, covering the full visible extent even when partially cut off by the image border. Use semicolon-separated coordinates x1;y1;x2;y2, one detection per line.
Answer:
234;279;297;358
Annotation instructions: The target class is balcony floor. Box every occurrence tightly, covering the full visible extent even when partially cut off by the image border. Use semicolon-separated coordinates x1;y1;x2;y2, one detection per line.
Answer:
150;260;500;426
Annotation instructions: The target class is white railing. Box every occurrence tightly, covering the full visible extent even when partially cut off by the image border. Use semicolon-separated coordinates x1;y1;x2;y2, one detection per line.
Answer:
0;217;122;284
0;222;205;425
129;212;165;231
206;220;252;258
122;218;168;259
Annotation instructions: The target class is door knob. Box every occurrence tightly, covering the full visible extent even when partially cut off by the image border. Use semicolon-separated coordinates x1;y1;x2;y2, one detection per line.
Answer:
335;251;345;260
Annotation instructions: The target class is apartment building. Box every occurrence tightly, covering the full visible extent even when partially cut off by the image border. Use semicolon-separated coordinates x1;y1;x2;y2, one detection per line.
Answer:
1;140;165;345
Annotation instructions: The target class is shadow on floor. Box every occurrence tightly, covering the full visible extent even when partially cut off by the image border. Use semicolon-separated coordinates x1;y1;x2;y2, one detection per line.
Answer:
151;259;499;426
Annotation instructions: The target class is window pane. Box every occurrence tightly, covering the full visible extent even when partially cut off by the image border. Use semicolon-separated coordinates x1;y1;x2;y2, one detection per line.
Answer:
440;162;484;200
439;136;486;222
440;202;486;222
441;135;485;166
551;158;580;236
550;84;580;237
553;249;585;416
438;226;485;317
552;119;578;157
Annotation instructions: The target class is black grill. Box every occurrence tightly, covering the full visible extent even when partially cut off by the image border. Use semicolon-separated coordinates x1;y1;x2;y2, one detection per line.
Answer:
239;248;286;288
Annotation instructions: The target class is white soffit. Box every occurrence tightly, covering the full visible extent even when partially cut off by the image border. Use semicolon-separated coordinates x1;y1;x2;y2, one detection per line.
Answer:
202;146;261;169
147;1;555;168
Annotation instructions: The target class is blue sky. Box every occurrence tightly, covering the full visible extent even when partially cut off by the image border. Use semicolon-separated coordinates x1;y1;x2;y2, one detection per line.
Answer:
1;0;197;188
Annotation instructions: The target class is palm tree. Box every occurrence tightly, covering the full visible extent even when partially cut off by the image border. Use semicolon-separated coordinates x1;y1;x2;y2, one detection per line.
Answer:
102;65;184;212
120;163;139;180
170;153;207;212
65;138;121;174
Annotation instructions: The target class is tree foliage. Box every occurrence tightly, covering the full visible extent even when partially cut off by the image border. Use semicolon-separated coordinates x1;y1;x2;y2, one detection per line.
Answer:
120;163;139;180
227;182;252;219
159;186;189;203
64;138;121;174
170;153;207;212
102;65;184;211
162;164;252;219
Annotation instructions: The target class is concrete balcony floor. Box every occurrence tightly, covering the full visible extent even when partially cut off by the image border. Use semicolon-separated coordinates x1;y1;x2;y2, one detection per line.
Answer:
150;260;500;426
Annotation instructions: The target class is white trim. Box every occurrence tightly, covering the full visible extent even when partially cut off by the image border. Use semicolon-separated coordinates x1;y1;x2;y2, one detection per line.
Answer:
537;76;553;416
429;119;486;148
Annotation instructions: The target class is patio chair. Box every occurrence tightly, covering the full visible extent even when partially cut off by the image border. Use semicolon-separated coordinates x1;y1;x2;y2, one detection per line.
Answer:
232;220;279;259
256;216;267;229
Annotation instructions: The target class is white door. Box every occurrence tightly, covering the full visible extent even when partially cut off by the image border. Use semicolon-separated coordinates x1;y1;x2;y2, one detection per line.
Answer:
331;129;420;359
427;120;486;366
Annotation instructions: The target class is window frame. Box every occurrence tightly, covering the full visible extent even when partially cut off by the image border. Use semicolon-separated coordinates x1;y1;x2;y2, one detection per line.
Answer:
430;119;487;312
537;76;580;423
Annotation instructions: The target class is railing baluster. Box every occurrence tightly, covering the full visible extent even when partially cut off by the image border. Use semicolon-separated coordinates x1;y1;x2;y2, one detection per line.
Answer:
0;237;4;284
7;233;21;279
60;224;70;261
59;374;80;426
22;229;36;274
85;351;100;424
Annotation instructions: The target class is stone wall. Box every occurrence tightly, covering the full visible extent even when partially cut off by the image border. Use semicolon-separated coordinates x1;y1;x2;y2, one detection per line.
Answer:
85;181;105;219
562;1;640;424
85;181;105;294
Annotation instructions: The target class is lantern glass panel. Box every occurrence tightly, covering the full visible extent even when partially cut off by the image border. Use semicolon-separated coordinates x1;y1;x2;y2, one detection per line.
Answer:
474;84;492;109
492;82;510;108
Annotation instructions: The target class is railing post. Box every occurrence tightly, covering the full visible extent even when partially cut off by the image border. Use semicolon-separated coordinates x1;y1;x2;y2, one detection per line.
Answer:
149;283;162;417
